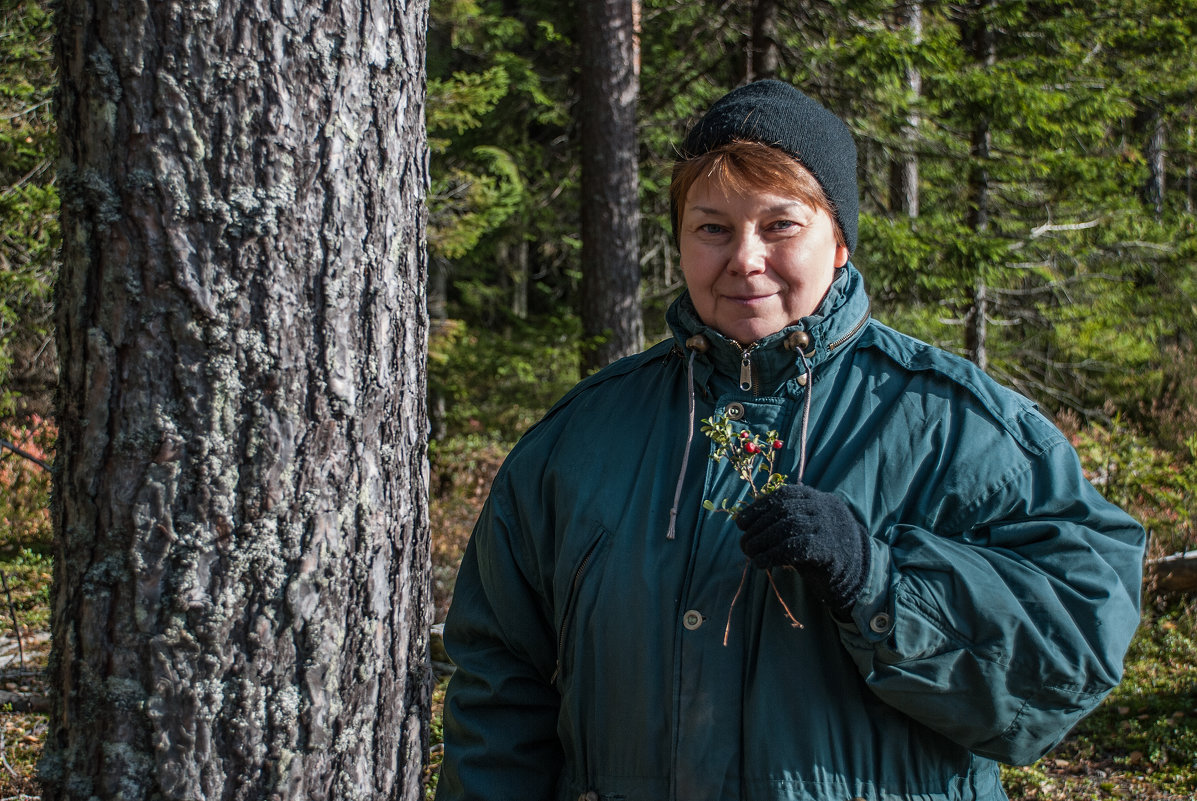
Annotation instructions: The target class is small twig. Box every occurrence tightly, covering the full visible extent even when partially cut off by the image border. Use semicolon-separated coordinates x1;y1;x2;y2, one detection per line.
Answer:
0;440;50;471
724;562;752;647
0;573;23;673
0;670;41;680
765;570;803;630
724;561;804;646
0;98;51;121
0;725;16;780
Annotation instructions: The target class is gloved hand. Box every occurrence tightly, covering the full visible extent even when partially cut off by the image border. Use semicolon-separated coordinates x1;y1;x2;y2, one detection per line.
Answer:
736;483;871;618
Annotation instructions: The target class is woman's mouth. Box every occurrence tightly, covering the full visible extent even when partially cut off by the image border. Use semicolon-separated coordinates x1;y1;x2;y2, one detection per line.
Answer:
725;292;775;305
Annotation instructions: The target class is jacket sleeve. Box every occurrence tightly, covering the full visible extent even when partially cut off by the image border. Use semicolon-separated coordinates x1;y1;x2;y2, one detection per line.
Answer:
837;416;1145;766
435;489;563;801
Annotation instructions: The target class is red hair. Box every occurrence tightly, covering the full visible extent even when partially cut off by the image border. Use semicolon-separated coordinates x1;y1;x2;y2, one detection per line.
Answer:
671;139;845;247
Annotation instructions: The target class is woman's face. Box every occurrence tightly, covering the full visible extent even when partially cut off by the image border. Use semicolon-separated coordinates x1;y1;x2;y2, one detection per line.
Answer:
679;175;849;345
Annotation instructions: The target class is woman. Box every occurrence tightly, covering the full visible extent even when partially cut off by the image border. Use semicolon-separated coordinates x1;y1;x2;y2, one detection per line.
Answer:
435;80;1144;801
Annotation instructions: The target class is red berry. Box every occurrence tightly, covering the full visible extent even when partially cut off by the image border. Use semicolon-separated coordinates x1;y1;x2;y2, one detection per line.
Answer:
772;440;784;450
739;430;750;439
743;441;759;454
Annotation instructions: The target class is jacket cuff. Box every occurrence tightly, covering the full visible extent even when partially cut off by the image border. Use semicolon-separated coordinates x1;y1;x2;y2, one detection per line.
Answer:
835;535;895;646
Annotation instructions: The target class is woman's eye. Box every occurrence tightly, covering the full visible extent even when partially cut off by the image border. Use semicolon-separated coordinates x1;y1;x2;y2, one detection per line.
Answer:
699;223;726;234
771;219;796;231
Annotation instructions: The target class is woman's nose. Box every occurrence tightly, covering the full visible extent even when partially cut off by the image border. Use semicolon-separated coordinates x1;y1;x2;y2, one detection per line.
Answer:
728;233;767;275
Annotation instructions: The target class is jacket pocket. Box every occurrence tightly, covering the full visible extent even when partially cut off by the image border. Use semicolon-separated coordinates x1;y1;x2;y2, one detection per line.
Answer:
553;522;611;687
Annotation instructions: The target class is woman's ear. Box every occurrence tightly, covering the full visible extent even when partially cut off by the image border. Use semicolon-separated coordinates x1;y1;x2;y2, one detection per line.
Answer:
834;244;850;269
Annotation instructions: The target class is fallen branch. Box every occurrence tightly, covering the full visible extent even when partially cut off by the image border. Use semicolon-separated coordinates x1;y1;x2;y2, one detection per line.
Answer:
0;725;15;779
0;689;49;714
0;573;23;672
1149;550;1197;594
1030;219;1101;238
0;440;50;472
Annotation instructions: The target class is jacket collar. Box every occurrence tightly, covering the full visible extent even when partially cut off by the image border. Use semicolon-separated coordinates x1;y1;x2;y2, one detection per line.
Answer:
667;263;871;395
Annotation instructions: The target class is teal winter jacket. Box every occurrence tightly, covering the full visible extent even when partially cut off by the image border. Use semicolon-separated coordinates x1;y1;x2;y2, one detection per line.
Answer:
436;265;1145;801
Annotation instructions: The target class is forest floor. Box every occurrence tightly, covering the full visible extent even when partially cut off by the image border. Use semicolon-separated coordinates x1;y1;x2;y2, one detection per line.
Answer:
0;548;51;799
0;448;1193;799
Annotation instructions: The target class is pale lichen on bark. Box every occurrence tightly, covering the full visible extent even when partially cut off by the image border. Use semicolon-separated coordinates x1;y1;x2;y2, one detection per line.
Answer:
47;0;431;798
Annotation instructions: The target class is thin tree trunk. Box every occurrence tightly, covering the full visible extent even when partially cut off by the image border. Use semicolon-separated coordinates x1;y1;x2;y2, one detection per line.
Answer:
499;234;530;320
513;237;529;320
889;0;921;218
429;256;449;323
46;1;431;799
579;0;644;375
1186;117;1194;215
1142;104;1166;219
964;11;993;370
965;279;989;372
748;0;780;82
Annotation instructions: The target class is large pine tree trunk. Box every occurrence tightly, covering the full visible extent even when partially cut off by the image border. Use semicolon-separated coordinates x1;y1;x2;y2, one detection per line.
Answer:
579;0;644;375
45;1;431;799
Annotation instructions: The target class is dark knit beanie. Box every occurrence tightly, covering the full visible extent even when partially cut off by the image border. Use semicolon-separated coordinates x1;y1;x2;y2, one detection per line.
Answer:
672;79;859;253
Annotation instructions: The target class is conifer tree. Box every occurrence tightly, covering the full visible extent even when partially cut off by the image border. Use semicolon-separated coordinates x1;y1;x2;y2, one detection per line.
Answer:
578;0;644;372
45;1;431;797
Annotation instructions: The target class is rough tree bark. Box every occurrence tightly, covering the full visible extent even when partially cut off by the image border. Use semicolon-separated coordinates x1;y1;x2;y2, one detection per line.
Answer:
45;0;431;799
579;0;644;375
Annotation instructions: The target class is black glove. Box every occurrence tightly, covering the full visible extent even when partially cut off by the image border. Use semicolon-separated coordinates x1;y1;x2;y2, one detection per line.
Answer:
736;483;870;618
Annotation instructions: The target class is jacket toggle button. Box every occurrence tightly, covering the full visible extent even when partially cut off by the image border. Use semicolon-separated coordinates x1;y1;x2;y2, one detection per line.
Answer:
869;613;892;634
785;329;814;356
725;401;746;420
579;793;599;801
682;610;705;630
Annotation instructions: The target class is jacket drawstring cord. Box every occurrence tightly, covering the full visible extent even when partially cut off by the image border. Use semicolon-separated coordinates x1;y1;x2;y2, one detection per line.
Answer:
796;348;813;482
667;343;702;540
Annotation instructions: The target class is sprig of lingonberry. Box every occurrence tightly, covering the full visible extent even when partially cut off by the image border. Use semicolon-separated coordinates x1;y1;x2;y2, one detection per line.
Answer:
700;414;787;518
699;412;803;639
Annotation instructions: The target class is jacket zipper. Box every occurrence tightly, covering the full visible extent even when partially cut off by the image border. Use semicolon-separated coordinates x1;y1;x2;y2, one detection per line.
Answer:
552;534;604;685
737;343;759;393
827;304;871;353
